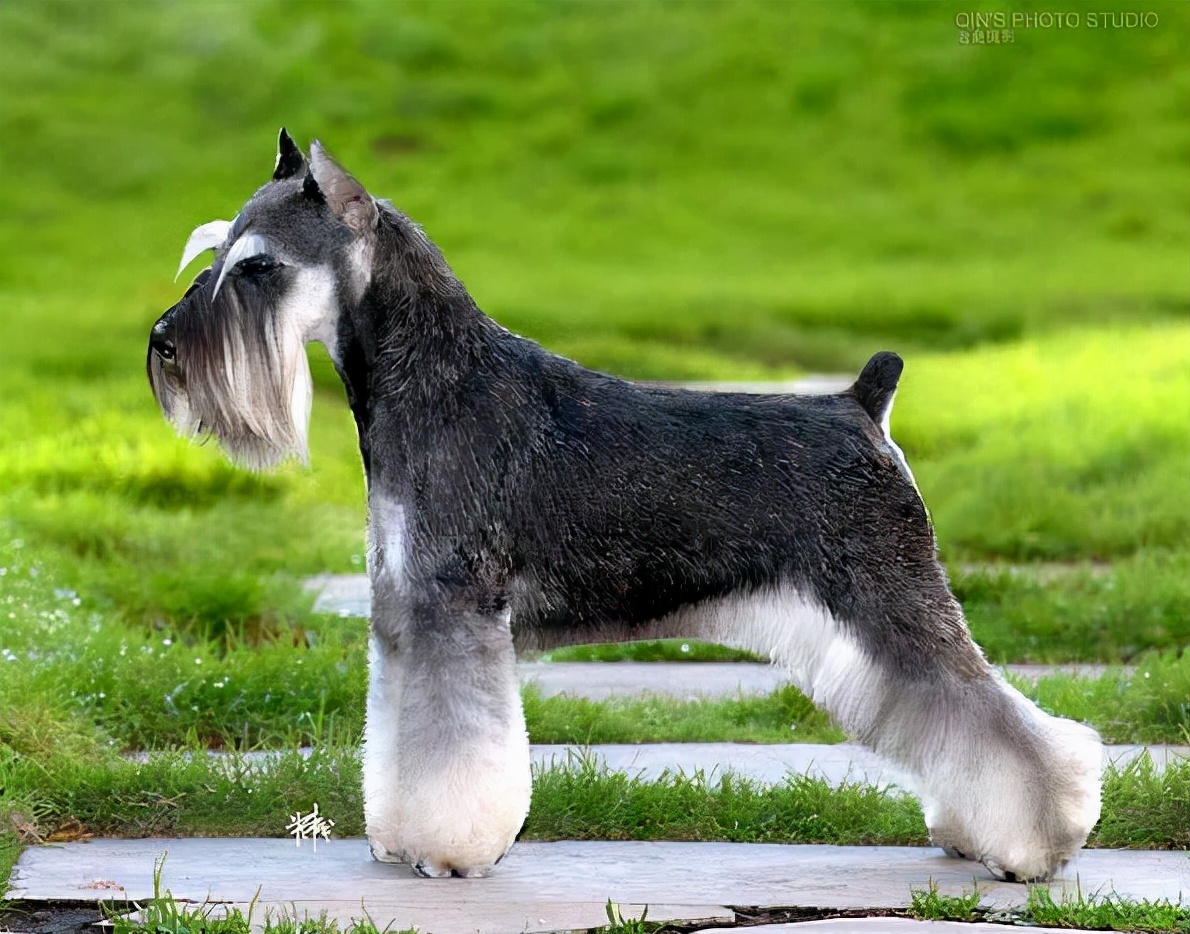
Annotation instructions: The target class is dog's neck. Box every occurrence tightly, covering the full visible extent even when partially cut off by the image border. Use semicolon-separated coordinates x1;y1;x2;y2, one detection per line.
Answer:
331;216;497;483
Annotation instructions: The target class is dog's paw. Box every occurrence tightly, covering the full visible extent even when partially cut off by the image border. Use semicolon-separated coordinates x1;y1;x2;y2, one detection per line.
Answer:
411;858;455;879
981;856;1060;885
369;839;406;864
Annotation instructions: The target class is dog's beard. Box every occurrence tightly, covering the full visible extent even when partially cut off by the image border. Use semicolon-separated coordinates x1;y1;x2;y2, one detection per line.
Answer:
148;282;312;471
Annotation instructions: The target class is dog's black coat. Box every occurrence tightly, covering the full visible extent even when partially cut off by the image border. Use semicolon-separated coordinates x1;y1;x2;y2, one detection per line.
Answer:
323;206;968;674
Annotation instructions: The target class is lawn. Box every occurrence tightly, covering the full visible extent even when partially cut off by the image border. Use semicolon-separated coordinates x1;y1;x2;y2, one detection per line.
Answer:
1;0;1187;896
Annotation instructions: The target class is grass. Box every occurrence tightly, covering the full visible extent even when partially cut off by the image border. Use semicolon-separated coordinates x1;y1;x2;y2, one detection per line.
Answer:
1024;884;1190;933
957;552;1190;663
2;745;1185;850
908;879;1190;932
100;855;413;934
908;881;982;922
541;640;765;664
1;533;1184;751
1013;651;1190;745
523;685;847;745
0;1;1185;660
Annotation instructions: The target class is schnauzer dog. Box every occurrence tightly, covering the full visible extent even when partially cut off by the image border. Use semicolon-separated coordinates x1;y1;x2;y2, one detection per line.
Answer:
148;130;1101;881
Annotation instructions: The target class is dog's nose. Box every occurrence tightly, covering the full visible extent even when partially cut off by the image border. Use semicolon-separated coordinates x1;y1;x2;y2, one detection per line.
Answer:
150;320;177;361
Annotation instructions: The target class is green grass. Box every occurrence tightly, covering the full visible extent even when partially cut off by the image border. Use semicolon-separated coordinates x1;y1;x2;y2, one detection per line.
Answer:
1024;885;1190;933
908;881;982;923
901;328;1190;565
100;856;413;934
1;534;1186;763
1;531;1184;751
3;745;1184;851
958;552;1190;663
541;640;765;664
0;0;1186;661
1015;652;1190;745
908;880;1190;932
524;685;847;745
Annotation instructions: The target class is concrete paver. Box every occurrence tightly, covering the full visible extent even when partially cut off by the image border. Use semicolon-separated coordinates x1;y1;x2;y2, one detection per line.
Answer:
701;922;1092;933
530;741;1187;787
206;741;1184;788
532;741;900;788
301;578;1138;692
9;839;1187;934
517;660;1130;700
521;660;787;699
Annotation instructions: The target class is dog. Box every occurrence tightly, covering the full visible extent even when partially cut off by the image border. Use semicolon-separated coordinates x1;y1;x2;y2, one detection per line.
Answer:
148;129;1102;881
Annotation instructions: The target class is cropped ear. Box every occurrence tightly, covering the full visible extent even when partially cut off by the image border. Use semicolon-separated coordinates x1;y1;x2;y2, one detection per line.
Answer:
308;140;378;233
273;127;306;181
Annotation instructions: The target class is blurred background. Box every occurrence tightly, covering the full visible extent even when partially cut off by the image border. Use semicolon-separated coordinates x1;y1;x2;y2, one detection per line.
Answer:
0;0;1186;720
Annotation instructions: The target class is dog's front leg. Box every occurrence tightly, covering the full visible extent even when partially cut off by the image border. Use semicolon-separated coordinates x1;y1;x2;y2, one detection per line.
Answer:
363;587;531;878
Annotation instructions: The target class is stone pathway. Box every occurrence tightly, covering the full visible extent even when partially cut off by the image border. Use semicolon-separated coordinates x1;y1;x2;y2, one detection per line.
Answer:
517;661;1125;700
306;577;1132;680
10;839;1188;934
530;741;1185;787
167;740;1181;791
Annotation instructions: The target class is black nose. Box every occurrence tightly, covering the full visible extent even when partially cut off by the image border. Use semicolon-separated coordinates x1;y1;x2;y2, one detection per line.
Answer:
150;320;176;361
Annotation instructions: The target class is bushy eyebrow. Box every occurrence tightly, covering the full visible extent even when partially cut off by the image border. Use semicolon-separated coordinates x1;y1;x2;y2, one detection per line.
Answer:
176;219;232;280
212;233;273;297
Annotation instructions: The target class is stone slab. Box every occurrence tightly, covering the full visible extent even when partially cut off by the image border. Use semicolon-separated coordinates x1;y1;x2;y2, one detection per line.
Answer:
10;840;1188;928
298;576;1144;701
518;661;1131;700
200;742;1183;792
532;742;1186;787
520;660;787;699
702;922;1093;933
304;573;372;619
531;742;900;788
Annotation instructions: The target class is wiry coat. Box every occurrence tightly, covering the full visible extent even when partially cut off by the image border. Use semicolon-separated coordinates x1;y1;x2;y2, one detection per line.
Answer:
149;131;1102;882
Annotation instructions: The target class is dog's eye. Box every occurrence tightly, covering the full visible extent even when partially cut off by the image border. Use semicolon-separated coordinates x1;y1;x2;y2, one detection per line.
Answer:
234;254;280;277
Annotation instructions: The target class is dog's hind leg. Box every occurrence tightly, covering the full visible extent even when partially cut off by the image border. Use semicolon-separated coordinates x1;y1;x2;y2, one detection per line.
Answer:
363;594;531;878
697;571;1101;881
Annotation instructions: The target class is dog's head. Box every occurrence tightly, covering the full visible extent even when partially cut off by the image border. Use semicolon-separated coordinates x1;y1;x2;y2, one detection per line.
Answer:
147;129;382;469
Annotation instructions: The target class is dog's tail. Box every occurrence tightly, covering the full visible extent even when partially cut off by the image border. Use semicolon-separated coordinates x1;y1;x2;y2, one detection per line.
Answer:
848;351;904;428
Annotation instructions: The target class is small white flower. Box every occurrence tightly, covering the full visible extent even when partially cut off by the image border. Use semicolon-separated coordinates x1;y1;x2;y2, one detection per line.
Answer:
162;638;172;646
680;643;690;653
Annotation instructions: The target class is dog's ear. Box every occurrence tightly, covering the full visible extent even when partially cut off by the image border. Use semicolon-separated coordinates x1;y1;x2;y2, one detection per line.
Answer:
273;127;306;181
307;140;378;234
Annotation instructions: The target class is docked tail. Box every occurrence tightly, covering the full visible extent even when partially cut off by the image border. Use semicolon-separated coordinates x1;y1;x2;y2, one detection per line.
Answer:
849;351;904;428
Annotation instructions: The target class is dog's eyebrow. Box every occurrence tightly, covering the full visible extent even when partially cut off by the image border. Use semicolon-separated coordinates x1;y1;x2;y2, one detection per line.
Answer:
212;232;271;298
176;219;233;280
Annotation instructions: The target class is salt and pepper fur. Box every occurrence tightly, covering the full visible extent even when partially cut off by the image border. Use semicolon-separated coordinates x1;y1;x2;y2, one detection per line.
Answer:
148;130;1102;881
